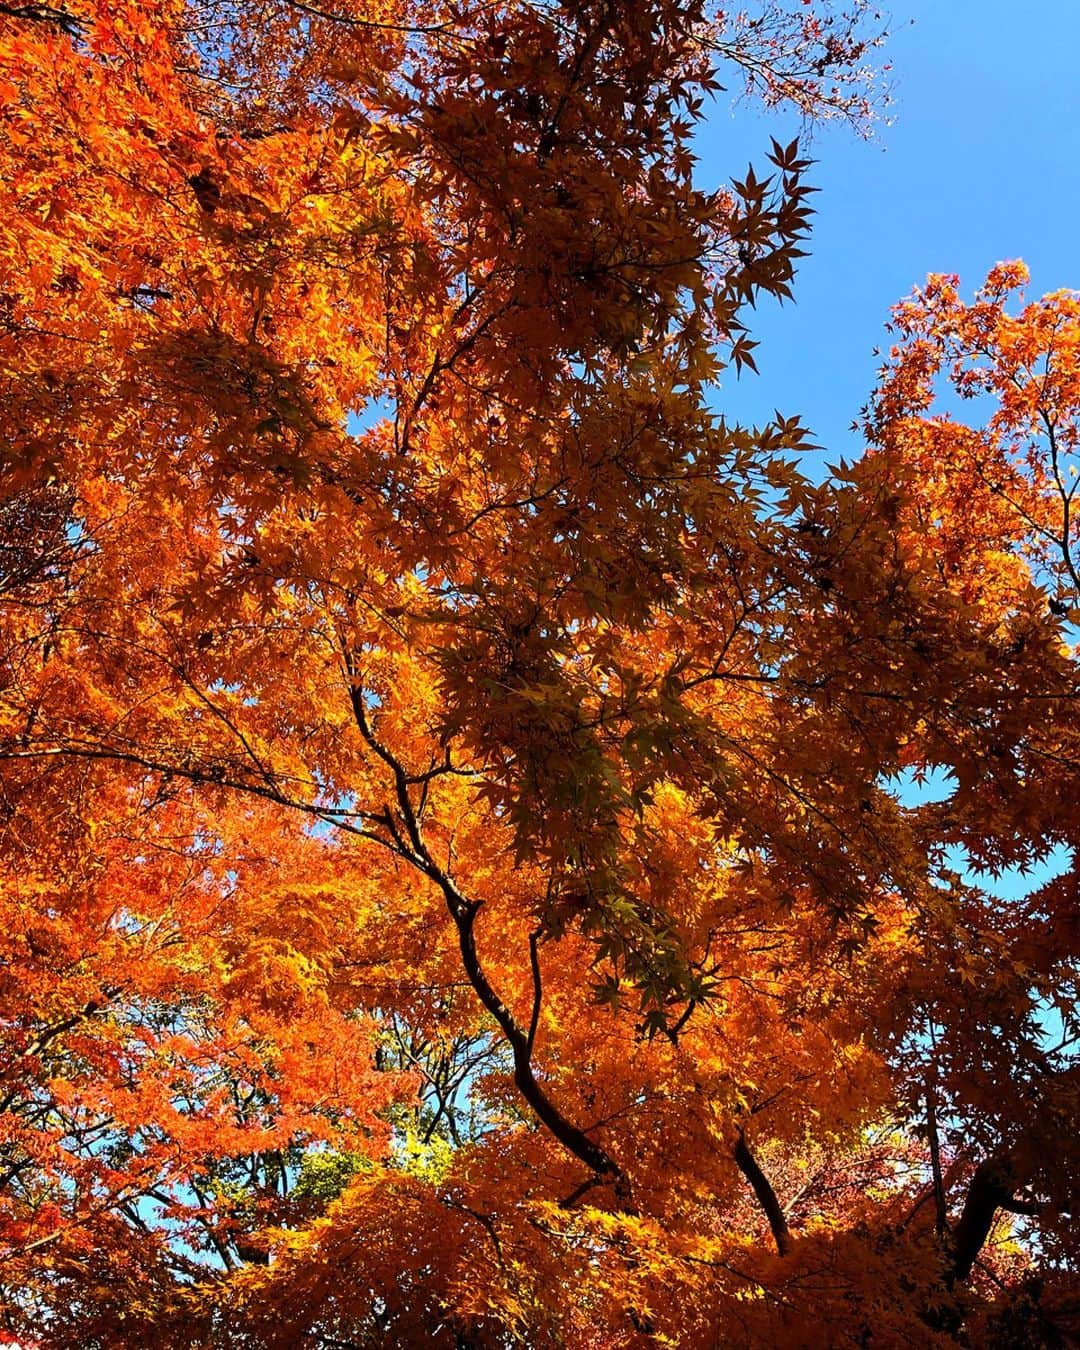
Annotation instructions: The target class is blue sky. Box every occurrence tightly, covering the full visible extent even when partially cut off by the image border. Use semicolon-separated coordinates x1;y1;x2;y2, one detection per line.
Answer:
695;0;1080;466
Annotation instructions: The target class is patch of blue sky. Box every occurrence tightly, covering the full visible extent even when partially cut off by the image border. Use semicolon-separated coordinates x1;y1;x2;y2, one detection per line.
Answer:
939;842;1074;904
881;764;956;807
308;786;359;839
346;395;395;438
690;0;1080;481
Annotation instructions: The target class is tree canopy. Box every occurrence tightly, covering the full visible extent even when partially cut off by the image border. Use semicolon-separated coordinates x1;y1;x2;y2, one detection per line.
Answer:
0;1;1076;1345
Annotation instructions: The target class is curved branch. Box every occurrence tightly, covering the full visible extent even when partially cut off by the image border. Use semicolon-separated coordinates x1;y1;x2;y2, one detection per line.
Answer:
733;1127;792;1256
285;0;453;35
454;904;627;1196
526;927;543;1058
341;653;630;1204
948;1153;1022;1286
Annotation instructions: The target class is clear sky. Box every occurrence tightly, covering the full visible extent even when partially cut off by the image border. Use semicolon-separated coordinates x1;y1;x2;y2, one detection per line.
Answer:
695;0;1080;467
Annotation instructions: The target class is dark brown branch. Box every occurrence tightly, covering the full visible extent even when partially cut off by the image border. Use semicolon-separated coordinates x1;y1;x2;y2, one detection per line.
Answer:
921;1151;1033;1338
998;1195;1046;1219
0;2;81;36
665;997;697;1043
526;927;543;1058
285;0;452;35
340;654;631;1205
454;904;628;1200
733;1127;792;1256
0;987;120;1116
926;1083;948;1235
948;1154;1022;1286
0;743;398;854
558;1175;607;1209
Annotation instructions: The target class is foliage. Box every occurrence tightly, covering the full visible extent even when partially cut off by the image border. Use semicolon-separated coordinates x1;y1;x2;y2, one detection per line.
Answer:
0;0;1076;1345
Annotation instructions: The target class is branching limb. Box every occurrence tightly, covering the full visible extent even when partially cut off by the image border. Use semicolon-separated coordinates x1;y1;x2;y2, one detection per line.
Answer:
339;649;631;1205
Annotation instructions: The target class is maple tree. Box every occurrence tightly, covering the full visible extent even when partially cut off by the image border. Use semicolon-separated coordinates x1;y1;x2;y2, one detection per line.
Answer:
0;0;1077;1345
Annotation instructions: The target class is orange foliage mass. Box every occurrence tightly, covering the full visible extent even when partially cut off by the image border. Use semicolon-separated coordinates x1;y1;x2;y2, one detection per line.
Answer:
0;2;1075;1346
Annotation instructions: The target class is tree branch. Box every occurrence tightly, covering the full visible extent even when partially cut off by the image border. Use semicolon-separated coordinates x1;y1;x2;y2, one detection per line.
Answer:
733;1126;792;1256
526;927;543;1058
340;653;630;1204
0;2;81;36
948;1153;1022;1286
926;1082;948;1235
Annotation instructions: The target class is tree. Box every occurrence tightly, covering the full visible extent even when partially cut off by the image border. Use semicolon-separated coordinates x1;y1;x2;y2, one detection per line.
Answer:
0;1;1076;1345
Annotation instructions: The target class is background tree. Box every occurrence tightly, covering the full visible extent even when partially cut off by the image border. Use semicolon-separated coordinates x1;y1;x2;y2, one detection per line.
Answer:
0;1;1076;1345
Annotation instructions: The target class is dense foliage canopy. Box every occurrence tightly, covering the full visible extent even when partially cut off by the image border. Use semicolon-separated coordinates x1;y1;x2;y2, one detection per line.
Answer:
0;0;1076;1344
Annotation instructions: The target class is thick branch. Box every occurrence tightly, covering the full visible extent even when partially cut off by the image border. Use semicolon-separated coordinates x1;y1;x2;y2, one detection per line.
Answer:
998;1195;1047;1219
733;1127;792;1256
0;989;119;1116
454;905;627;1197
948;1153;1022;1286
920;1152;1029;1338
526;927;543;1058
